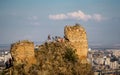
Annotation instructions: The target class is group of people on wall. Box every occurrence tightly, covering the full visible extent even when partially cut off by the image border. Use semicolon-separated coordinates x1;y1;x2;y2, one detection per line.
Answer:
47;35;64;43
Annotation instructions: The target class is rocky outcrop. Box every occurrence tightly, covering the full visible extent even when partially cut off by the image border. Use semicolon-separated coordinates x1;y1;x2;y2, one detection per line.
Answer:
64;24;88;59
10;40;36;72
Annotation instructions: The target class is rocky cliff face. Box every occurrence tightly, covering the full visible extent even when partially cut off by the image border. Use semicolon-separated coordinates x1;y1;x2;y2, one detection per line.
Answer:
64;24;88;59
10;40;36;72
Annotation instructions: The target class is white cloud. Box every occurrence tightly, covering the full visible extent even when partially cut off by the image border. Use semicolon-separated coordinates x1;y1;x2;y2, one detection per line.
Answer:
49;10;105;22
28;16;38;20
27;16;40;26
93;14;103;22
67;10;92;21
32;16;38;20
49;14;67;20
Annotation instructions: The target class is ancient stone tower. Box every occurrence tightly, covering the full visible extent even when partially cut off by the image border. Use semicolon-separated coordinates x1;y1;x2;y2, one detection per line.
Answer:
64;24;88;59
10;40;36;70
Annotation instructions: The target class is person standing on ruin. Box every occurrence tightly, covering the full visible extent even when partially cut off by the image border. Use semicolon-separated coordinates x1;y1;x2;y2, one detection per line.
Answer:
47;34;51;42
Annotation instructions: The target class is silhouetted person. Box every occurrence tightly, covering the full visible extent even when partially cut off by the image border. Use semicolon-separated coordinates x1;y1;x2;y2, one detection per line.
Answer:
52;37;55;41
64;36;69;41
9;58;13;67
5;61;9;69
48;35;51;40
55;36;58;41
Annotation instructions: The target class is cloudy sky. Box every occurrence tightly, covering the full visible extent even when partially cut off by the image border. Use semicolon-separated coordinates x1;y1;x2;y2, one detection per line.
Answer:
0;0;120;47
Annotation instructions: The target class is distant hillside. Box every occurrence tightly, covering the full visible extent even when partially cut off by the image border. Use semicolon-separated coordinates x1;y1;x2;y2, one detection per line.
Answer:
0;44;10;48
89;44;120;50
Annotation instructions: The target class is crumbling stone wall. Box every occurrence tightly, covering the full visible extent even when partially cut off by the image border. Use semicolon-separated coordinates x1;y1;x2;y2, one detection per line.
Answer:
64;24;88;59
10;40;36;71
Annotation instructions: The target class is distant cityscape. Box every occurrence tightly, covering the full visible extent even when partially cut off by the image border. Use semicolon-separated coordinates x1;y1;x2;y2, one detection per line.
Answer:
88;48;120;74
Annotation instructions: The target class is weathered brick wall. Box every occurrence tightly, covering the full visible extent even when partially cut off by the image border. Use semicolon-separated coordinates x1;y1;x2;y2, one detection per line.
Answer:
64;24;88;59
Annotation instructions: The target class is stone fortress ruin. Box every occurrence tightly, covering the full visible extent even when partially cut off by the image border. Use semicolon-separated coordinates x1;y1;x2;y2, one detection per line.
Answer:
10;40;36;72
10;24;88;64
64;24;88;59
3;24;91;75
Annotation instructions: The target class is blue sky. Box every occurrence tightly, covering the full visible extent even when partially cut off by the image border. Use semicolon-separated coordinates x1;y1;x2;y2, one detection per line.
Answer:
0;0;120;47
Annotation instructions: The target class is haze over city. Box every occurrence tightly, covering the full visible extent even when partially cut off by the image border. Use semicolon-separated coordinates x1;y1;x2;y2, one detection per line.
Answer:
0;0;120;48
